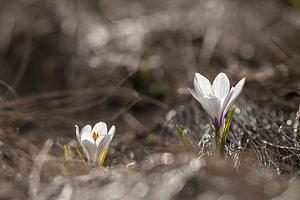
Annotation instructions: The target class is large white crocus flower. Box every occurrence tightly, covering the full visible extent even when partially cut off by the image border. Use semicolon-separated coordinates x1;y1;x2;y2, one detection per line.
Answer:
188;72;245;139
75;122;116;166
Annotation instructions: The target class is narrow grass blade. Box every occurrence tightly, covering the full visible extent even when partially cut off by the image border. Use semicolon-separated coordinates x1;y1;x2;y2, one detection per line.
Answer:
64;145;68;165
73;140;87;166
220;107;235;155
176;125;190;147
98;146;109;167
67;146;73;166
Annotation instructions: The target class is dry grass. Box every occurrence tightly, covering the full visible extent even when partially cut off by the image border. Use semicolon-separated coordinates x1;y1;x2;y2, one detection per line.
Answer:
0;0;300;199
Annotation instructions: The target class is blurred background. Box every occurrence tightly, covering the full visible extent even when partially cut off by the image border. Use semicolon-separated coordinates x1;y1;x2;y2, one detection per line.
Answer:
0;0;300;199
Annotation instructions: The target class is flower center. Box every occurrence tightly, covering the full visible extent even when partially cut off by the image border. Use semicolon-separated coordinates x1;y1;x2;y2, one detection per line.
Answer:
92;132;99;142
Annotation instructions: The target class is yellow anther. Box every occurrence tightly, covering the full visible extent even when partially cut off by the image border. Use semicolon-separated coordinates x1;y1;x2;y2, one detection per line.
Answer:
92;132;99;142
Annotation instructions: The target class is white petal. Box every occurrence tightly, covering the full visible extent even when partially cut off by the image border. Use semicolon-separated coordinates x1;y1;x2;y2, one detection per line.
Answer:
95;136;111;164
103;127;115;153
75;125;91;160
220;87;234;116
108;125;116;137
95;135;105;146
80;125;93;143
102;135;113;153
81;139;97;164
212;72;230;100
189;88;221;118
92;122;108;136
195;73;214;96
194;75;203;96
225;77;245;114
75;125;81;144
95;126;115;164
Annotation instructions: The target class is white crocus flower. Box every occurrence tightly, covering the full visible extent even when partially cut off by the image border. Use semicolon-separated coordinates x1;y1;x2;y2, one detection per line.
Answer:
75;122;116;166
188;72;245;140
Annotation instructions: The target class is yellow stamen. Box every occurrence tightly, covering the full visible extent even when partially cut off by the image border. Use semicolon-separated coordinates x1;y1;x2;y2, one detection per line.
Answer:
92;132;99;142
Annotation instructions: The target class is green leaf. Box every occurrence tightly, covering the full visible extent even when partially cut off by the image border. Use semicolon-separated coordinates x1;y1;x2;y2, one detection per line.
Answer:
176;125;190;147
146;134;158;146
289;0;300;10
220;107;235;155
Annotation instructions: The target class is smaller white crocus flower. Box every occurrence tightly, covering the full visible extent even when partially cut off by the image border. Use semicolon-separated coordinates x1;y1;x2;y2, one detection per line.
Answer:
188;72;245;140
75;122;116;166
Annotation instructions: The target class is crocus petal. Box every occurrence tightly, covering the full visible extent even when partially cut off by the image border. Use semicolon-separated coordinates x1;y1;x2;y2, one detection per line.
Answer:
194;75;203;96
224;77;245;114
95;135;105;146
75;125;91;159
212;72;230;100
188;88;221;118
195;73;214;96
95;136;111;164
102;136;113;151
95;125;116;164
95;126;115;163
75;125;81;144
81;139;97;163
108;125;116;137
220;87;234;117
102;129;115;153
92;122;108;136
80;125;93;143
102;136;113;155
